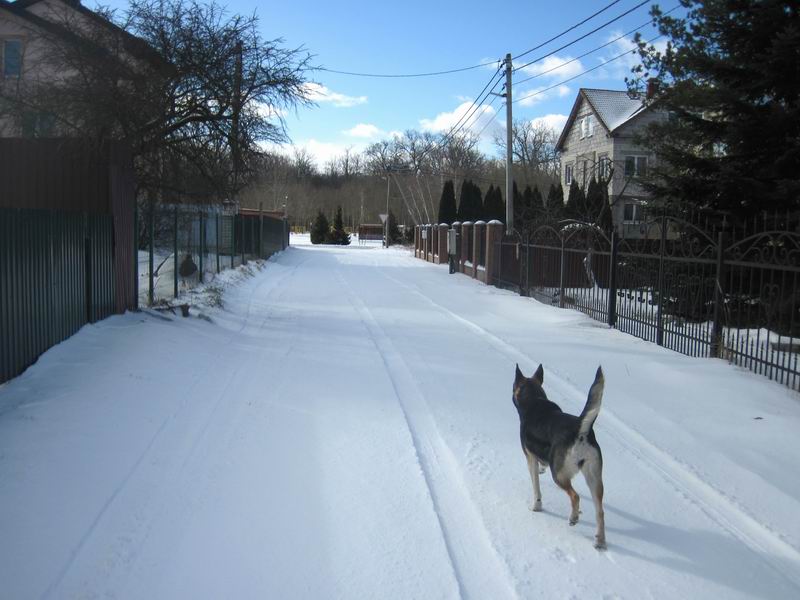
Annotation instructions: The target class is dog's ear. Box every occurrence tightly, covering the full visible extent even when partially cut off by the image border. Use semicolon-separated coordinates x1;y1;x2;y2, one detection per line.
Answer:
533;364;544;385
515;364;525;385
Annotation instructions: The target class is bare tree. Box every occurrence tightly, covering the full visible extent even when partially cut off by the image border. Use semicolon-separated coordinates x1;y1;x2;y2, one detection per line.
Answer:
494;119;560;181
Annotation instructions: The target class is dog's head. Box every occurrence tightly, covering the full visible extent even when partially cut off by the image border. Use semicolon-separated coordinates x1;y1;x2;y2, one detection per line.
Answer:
512;363;546;412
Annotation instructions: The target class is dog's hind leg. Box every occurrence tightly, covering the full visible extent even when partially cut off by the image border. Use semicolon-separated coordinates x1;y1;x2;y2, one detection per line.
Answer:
553;474;581;526
524;448;543;511
581;459;606;550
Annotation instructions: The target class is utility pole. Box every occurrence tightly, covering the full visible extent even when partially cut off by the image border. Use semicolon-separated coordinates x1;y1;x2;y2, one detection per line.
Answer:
504;53;514;234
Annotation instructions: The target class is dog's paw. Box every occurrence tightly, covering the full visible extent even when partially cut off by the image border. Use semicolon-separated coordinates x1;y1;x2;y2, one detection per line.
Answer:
569;515;579;526
594;538;607;551
530;500;542;512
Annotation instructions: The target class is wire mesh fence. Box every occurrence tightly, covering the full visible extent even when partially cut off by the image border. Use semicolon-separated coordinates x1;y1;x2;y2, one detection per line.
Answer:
136;204;288;306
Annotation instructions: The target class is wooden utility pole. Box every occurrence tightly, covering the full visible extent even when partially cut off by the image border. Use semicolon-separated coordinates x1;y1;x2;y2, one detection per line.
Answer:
504;53;514;234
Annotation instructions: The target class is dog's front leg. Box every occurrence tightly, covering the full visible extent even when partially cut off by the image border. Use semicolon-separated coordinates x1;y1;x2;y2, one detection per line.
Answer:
525;450;542;512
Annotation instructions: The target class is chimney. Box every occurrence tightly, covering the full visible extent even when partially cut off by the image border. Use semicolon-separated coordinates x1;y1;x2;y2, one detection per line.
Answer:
646;78;659;101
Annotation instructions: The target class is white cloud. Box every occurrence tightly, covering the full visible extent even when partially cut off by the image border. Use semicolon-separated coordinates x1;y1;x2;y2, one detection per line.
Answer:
516;84;572;107
531;113;569;133
254;103;285;119
419;101;498;135
518;55;585;80
343;123;384;138
303;83;367;108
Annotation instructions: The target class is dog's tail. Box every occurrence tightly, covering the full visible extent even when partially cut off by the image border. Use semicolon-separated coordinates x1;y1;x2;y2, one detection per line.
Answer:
578;366;604;438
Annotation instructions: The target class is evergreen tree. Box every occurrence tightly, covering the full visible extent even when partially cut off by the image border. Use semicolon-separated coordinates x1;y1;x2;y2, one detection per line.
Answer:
482;185;505;222
458;180;482;222
585;178;609;226
457;180;470;222
531;186;544;217
386;210;402;245
483;184;495;221
630;0;800;216
493;186;506;222
310;210;329;244
327;205;351;245
521;185;536;227
511;182;524;227
546;182;564;219
565;180;586;221
472;182;484;221
437;180;458;224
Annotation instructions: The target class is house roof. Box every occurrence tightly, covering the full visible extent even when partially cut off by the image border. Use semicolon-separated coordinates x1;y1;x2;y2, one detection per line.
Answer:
0;0;170;71
555;88;648;151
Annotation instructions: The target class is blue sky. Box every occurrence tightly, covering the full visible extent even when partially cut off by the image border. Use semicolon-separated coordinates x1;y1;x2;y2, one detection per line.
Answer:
105;0;675;166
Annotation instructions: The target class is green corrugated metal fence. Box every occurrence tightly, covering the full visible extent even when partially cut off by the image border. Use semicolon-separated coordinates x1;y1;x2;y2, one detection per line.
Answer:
1;208;116;384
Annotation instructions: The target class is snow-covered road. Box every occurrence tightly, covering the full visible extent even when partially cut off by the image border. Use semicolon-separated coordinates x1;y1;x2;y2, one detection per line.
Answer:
2;241;800;599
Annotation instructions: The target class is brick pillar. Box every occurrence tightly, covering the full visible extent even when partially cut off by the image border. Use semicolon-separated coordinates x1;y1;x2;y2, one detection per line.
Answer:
425;225;432;261
438;224;448;264
451;222;461;272
430;225;438;263
415;226;420;258
473;221;485;280
461;222;473;277
485;220;504;286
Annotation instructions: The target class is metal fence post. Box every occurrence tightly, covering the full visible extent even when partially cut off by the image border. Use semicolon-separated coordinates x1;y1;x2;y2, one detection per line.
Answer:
710;231;725;357
520;232;531;296
133;203;139;309
199;210;204;284
656;213;667;346
230;214;235;269
259;202;264;259
148;202;154;307
558;234;566;308
216;213;220;274
241;215;246;265
608;229;618;327
173;206;178;298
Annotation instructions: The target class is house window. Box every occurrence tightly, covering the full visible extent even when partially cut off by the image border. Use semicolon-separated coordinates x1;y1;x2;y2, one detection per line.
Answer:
587;115;594;137
623;202;645;223
598;154;611;180
2;40;23;78
565;163;573;185
624;155;648;177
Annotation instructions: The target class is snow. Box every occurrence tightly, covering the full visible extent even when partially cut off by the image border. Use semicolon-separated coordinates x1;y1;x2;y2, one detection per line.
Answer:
2;243;800;599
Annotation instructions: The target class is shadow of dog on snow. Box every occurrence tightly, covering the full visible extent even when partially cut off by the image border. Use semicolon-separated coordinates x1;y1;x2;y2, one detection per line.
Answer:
512;364;606;550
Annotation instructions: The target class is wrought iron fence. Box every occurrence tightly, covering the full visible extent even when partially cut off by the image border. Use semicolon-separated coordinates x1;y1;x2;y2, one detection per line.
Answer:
492;212;800;392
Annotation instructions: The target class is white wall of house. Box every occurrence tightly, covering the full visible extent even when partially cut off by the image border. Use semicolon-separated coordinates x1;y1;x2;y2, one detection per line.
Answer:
557;92;666;237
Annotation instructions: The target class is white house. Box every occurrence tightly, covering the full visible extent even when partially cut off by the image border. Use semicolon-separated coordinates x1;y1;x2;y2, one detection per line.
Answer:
555;88;666;237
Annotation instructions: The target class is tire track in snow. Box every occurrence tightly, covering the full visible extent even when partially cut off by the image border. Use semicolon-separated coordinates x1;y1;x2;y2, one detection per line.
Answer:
335;267;521;600
377;267;800;592
42;255;303;599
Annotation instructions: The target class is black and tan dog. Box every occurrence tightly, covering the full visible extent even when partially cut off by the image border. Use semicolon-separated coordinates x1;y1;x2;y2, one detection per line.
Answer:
513;364;606;549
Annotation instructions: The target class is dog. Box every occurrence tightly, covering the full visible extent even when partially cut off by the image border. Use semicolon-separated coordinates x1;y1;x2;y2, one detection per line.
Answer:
512;363;606;549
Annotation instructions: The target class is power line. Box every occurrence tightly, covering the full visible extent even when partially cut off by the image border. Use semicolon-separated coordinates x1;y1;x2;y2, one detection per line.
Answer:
513;0;654;72
317;60;500;79
416;70;504;163
316;0;642;79
513;0;628;61
513;5;678;88
512;33;663;105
